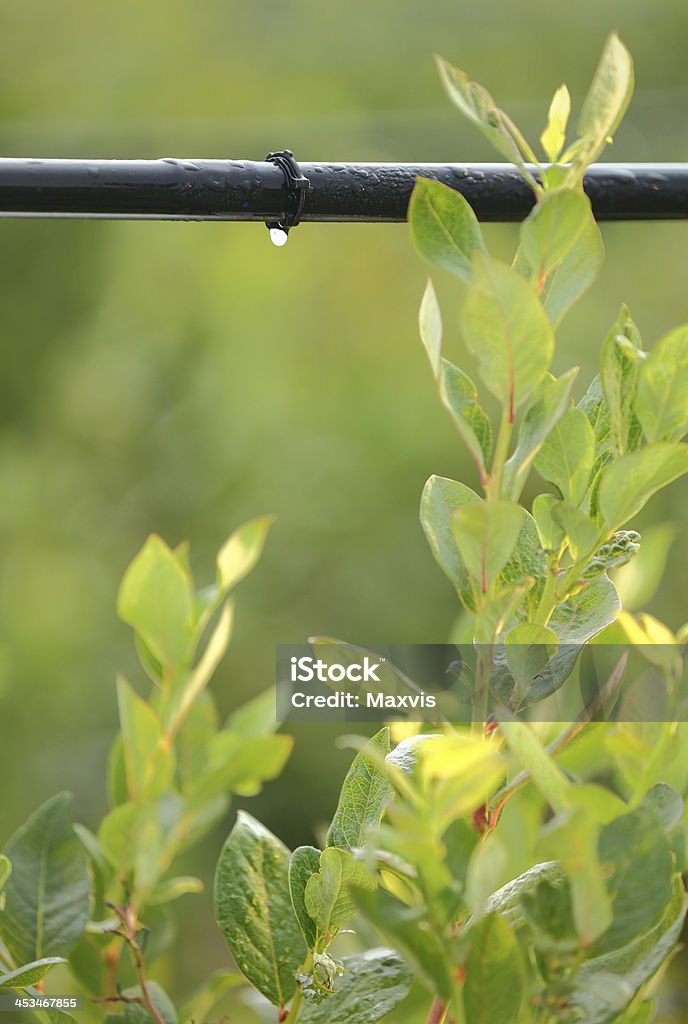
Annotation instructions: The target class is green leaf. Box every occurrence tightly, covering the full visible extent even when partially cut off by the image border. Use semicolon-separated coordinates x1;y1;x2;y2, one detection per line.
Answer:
118;535;195;669
214;812;306;1009
326;728;392;850
521;876;577;951
224;686;278;737
519;190;591;287
473;581;534;645
451;501;525;593
147;876;204;906
103;981;177;1024
539;810;612;943
116;677;174;802
299;948;413;1024
549;575;620;643
188;732;293;804
601;305;644;456
351;888;453;1000
74;823;111;921
635;325;688;442
539;211;604;326
599;444;688;529
0;855;10;892
505;623;558;690
420;475;482;611
164;601;234;737
98;801;159;877
571;881;686;1024
434;56;537;184
289;846;321;949
541;84;570;162
499;511;548;615
410;178;485;280
532;493;565;552
462;254;554;412
571;32;634;172
595;804;674;954
464;913;525;1024
418;278;442;375
216;515;274;593
551;502;600;560
504;369;578;499
465;834;508;917
305;848;374;940
0;957;66;990
178;970;244;1024
439;359;493;474
0;794;91;964
535;406;595;504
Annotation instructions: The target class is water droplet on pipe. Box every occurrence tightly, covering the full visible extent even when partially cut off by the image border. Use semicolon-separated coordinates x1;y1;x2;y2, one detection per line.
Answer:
269;227;289;247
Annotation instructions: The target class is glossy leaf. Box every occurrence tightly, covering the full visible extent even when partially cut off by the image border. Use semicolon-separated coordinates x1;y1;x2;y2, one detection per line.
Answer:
327;728;392;849
0;793;91;964
299;948;413;1024
214;812;306;1008
462;254;554;412
549;575;620;643
599;443;688;529
0;957;66;990
635;326;688;442
410;178;485;280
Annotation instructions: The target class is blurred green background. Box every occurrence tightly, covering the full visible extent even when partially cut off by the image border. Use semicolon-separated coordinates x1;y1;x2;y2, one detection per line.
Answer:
1;0;688;1019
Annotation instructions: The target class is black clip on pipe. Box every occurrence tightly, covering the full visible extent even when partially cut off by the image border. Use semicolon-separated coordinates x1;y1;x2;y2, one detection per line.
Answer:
265;150;311;242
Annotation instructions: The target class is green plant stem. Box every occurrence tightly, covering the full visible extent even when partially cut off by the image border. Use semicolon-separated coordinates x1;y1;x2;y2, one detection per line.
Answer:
487;405;514;501
426;996;449;1024
499;720;571;814
472;646;494;731
282;952;312;1024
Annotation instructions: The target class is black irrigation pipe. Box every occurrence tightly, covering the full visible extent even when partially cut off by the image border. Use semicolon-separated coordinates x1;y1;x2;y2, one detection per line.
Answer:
0;157;687;224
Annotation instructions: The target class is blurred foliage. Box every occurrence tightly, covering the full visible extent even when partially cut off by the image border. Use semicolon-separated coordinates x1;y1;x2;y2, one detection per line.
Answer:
1;0;688;1018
